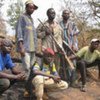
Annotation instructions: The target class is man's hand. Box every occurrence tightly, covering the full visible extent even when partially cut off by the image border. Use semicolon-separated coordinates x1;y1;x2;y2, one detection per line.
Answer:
19;41;25;57
20;48;25;57
71;45;78;52
15;72;26;80
52;76;61;83
44;26;52;35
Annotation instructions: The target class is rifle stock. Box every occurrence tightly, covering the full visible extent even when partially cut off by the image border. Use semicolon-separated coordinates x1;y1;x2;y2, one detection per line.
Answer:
52;36;75;70
38;18;75;70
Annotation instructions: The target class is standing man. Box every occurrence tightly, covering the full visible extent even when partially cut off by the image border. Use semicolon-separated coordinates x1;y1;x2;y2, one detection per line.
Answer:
59;10;80;83
37;8;63;72
70;39;100;92
60;10;80;52
16;0;38;78
0;39;26;95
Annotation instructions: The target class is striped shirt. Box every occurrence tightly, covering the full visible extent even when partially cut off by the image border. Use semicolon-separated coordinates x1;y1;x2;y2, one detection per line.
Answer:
60;20;80;50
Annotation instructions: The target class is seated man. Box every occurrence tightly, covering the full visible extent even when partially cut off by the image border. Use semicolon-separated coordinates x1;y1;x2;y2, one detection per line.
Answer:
31;48;68;100
0;39;26;95
70;38;100;92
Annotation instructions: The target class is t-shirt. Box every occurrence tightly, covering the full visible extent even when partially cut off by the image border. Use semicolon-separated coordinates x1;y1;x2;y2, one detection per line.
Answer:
33;62;58;76
76;46;100;63
0;53;15;71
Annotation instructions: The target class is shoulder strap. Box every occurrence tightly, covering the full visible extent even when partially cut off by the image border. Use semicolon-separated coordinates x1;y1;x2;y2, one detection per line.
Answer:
40;61;43;70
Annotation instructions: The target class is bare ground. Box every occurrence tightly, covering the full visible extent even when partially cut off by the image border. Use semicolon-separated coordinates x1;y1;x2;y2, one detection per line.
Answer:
0;69;100;100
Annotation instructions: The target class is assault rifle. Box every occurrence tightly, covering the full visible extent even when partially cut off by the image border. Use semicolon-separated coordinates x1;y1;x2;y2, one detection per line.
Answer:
38;18;75;70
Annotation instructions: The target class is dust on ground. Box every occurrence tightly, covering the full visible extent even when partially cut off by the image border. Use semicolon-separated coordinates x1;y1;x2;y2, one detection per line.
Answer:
0;69;100;100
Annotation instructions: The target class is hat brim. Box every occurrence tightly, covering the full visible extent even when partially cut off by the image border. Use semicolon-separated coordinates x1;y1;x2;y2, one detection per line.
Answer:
91;39;100;43
34;4;38;10
25;1;38;10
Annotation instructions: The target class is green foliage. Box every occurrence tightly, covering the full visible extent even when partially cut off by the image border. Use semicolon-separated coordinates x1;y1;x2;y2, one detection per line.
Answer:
7;0;24;30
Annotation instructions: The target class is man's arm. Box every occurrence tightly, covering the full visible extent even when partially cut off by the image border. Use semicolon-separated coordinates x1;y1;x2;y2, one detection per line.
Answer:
0;71;17;79
18;41;25;57
33;70;61;83
11;66;26;80
11;66;23;74
69;54;78;60
16;16;25;57
37;23;46;39
37;21;52;39
0;71;25;80
72;22;80;36
0;64;26;80
16;16;23;42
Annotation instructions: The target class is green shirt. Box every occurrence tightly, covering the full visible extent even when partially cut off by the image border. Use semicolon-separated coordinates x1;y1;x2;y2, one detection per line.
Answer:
76;46;100;63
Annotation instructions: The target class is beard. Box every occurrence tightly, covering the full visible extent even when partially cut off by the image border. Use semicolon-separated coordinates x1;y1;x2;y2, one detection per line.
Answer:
49;17;55;21
63;16;69;20
49;15;55;20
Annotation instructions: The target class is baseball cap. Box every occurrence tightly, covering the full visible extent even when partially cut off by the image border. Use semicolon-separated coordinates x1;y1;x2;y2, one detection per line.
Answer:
25;0;38;10
43;48;55;56
91;38;100;43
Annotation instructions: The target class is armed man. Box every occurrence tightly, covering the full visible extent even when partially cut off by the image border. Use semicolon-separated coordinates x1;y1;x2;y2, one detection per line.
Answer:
37;8;63;73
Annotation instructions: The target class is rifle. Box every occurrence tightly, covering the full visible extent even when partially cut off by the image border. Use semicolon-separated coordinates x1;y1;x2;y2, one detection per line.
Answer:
11;58;22;63
38;18;75;70
63;40;76;56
